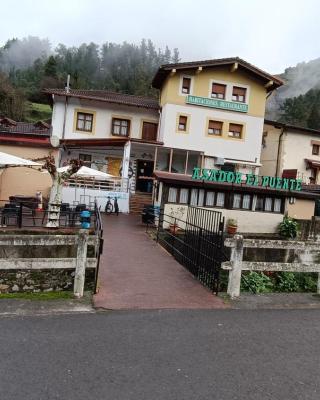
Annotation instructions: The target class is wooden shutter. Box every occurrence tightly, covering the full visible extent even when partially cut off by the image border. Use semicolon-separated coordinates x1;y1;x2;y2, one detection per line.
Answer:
229;123;242;133
232;86;246;96
182;77;191;92
212;83;226;95
142;122;158;141
209;120;222;130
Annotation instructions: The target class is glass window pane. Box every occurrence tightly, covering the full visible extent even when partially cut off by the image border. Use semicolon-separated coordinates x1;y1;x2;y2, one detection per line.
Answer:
198;189;205;206
255;196;264;211
77;119;84;129
113;125;120;134
265;197;272;212
179;189;189;204
190;189;198;206
168;188;177;203
216;192;225;207
233;194;241;209
85;120;92;131
274;198;281;212
206;192;215;206
242;195;251;209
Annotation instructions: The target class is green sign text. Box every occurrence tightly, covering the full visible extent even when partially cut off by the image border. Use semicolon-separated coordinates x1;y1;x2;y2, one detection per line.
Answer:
186;95;248;113
191;168;302;191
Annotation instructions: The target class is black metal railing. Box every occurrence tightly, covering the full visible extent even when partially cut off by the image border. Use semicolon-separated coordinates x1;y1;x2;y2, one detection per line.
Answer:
156;207;225;293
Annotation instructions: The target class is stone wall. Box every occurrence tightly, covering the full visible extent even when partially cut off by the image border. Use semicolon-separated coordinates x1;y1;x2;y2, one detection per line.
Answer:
0;269;95;293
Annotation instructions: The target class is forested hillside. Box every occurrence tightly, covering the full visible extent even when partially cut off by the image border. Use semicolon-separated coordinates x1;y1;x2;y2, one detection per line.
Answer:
266;58;320;129
0;36;180;121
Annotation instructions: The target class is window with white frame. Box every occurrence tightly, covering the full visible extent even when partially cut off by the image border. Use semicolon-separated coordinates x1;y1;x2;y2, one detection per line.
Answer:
198;189;205;206
179;188;189;204
168;187;178;203
264;197;273;212
233;194;241;209
242;194;251;209
216;192;225;207
232;86;247;103
190;189;198;206
274;198;282;213
181;77;191;94
211;83;226;99
205;192;215;206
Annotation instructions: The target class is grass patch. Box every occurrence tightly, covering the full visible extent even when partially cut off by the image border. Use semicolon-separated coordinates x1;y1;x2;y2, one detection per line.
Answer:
0;291;74;300
25;102;52;122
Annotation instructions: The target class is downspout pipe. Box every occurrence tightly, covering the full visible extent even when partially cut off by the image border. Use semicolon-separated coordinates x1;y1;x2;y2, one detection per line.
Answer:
276;126;285;177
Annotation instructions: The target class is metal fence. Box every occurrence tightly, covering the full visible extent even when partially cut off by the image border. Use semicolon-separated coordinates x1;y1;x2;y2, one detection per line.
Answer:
156;206;225;293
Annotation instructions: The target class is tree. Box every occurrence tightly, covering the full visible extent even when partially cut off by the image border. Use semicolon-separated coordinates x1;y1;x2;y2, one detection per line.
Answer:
43;156;82;227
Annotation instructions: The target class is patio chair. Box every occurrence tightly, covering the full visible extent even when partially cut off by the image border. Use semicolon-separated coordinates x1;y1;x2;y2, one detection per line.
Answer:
1;203;19;226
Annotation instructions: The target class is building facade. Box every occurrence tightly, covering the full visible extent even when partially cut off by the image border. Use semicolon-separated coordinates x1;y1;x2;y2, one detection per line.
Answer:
0;117;54;202
261;119;320;184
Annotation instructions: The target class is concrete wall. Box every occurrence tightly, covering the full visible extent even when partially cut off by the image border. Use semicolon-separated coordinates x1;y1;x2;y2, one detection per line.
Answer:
52;97;159;140
0;145;55;202
260;124;280;177
163;203;283;234
160;103;264;162
287;199;315;220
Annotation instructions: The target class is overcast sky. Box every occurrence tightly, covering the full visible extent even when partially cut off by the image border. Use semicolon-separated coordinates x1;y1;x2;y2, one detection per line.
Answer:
1;0;319;73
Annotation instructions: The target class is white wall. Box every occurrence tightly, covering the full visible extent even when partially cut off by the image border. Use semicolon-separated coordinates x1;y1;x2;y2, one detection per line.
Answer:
163;203;283;234
62;186;129;213
160;103;264;162
52;96;159;140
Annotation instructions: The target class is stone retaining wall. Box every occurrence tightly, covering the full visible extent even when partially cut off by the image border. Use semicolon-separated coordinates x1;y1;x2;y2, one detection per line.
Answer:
0;269;95;293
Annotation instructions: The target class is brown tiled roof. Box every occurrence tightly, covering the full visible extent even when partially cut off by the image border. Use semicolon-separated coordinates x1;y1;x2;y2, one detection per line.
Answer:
43;89;159;110
0;120;51;136
265;119;320;135
152;57;283;91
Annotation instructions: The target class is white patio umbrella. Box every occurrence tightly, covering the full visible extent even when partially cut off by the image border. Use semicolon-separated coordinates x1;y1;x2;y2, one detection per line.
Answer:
0;151;42;168
57;165;115;180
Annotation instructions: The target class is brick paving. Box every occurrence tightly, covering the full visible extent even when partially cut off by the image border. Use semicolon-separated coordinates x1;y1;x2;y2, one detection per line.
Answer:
93;214;227;310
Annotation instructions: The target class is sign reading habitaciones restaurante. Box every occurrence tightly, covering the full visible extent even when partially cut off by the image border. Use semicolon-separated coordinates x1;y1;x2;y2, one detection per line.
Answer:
186;95;248;113
192;168;302;191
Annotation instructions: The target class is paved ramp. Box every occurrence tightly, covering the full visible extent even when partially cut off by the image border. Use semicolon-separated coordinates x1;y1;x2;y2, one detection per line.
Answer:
93;215;227;309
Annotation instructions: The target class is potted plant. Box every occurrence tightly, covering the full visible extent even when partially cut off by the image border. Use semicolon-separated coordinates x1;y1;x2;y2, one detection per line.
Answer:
227;218;238;234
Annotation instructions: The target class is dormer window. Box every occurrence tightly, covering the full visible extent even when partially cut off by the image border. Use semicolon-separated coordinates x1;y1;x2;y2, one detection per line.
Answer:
181;77;191;94
211;83;226;99
232;86;246;103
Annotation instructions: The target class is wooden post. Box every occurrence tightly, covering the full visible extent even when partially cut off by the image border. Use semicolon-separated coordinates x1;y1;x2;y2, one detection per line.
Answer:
168;148;173;173
184;151;189;175
227;234;244;298
74;229;88;298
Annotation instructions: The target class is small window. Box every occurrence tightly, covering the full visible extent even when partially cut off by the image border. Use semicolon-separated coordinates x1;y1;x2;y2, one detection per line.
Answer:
79;154;92;166
182;77;191;94
312;144;319;155
76;112;93;132
228;123;242;138
216;192;225;207
265;197;273;212
179;189;189;204
232;86;247;103
205;192;215;206
112;118;130;137
190;189;198;206
274;198;281;213
168;187;178;203
255;196;264;211
242;194;251;210
198;189;205;206
211;83;226;99
233;194;241;209
178;115;188;131
208;120;223;136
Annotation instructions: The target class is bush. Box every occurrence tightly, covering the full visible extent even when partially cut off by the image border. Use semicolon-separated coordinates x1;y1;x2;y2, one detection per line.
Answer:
279;216;299;239
241;272;273;293
275;272;299;292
